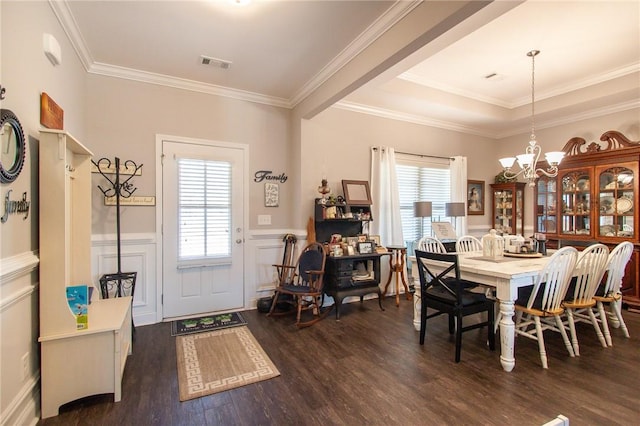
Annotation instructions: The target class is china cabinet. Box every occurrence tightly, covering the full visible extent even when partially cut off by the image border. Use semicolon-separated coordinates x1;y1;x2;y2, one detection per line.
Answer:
534;131;640;311
38;130;132;418
490;182;526;236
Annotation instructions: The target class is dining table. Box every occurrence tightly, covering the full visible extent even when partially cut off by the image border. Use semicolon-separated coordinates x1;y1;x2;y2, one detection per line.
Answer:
409;250;555;372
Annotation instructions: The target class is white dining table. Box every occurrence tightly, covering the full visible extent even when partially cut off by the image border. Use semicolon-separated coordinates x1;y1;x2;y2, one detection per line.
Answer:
409;251;553;372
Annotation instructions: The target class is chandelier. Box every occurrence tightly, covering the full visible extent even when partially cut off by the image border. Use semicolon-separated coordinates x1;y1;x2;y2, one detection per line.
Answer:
499;50;564;187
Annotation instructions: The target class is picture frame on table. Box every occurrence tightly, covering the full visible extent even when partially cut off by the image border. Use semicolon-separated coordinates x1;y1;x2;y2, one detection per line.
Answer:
358;241;373;254
369;235;381;246
467;180;484;215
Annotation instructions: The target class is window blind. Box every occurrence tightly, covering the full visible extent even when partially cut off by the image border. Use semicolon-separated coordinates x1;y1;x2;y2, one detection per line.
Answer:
177;158;232;262
395;154;451;244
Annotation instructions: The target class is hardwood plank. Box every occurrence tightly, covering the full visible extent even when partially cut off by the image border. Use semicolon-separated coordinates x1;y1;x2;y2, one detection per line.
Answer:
39;298;640;425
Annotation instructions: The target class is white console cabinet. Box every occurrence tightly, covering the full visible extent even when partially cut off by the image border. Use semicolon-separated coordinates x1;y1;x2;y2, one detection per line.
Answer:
38;130;132;418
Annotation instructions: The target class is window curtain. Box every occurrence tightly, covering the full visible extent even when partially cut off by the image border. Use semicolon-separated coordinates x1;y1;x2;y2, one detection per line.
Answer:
370;147;404;246
450;156;468;237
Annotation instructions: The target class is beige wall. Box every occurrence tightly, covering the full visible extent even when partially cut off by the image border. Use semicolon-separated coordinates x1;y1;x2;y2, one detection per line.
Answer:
1;2;87;423
85;75;294;234
302;107;499;232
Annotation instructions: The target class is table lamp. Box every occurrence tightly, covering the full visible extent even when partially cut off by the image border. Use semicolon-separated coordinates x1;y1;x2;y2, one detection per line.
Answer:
445;202;466;237
414;201;433;237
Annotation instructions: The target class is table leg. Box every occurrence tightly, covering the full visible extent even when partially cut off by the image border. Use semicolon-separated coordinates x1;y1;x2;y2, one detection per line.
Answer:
499;299;516;372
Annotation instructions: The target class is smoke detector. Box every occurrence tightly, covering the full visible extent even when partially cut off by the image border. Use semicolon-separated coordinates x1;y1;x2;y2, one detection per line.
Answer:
200;55;232;69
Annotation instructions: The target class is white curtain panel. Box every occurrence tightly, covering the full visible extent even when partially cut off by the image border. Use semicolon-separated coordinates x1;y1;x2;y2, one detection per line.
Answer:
450;156;468;237
370;147;404;246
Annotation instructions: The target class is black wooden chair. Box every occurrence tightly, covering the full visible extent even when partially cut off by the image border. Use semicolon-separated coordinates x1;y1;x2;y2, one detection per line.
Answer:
267;242;329;328
415;250;495;363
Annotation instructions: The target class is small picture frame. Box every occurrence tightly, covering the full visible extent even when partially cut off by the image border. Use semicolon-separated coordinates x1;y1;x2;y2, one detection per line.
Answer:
358;241;373;254
342;180;372;205
357;234;368;243
369;235;381;246
467;180;484;215
265;183;279;207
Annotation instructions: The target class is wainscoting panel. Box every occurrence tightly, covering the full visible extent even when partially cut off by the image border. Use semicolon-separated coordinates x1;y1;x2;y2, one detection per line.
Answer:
91;233;157;326
244;230;306;309
0;251;40;426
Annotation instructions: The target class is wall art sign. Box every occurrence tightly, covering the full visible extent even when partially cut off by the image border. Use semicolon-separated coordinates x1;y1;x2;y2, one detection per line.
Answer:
264;183;279;207
254;170;288;183
1;190;30;223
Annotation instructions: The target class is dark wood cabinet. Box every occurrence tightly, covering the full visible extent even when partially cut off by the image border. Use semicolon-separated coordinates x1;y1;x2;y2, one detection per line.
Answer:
533;131;640;311
314;198;384;318
324;254;384;319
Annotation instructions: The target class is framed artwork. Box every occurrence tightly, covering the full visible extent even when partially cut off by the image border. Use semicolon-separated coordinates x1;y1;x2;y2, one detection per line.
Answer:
342;180;372;205
467;180;484;215
264;183;279;207
358;241;373;254
369;235;381;246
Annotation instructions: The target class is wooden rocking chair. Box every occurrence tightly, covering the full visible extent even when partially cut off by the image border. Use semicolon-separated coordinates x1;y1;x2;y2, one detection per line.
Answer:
268;242;330;328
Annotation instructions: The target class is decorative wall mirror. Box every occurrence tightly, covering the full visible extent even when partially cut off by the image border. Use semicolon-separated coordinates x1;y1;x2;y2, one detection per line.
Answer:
0;109;26;183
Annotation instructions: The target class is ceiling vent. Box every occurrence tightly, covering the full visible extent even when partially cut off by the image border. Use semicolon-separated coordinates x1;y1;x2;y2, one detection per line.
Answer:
199;55;232;69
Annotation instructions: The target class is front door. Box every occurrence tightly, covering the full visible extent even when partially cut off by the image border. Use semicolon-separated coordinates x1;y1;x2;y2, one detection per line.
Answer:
161;137;245;319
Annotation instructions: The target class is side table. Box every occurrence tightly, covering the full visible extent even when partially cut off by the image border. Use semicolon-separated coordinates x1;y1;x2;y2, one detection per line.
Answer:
383;245;413;306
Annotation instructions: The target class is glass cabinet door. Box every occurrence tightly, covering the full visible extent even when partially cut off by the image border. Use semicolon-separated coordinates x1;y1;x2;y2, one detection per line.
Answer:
560;169;592;236
596;163;636;239
536;177;557;233
491;182;525;236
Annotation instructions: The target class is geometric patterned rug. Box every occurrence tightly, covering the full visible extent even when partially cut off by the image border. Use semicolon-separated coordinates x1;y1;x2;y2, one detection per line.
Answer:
175;326;280;401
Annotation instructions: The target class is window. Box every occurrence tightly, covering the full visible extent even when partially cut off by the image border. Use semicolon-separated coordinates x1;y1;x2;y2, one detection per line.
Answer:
396;154;451;244
177;158;231;262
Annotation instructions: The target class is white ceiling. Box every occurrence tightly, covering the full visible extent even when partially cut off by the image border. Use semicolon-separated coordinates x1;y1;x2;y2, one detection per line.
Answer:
55;0;640;138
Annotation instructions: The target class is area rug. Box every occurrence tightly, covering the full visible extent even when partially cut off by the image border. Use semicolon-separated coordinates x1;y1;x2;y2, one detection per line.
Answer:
171;312;247;336
175;326;280;401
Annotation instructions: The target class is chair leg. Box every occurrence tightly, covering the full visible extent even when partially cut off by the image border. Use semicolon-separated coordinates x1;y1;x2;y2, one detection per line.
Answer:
267;291;279;316
597;301;613;346
448;314;455;335
555;314;575;357
611;299;630;339
454;312;463;363
566;308;580;356
488;305;495;351
587;307;607;348
419;300;427;345
533;316;549;369
295;295;303;325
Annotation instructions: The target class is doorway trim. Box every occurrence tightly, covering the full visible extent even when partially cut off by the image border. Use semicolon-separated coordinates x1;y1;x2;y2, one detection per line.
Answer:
155;134;249;322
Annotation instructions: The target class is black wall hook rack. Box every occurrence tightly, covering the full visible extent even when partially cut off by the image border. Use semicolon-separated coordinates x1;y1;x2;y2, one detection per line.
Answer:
92;157;143;317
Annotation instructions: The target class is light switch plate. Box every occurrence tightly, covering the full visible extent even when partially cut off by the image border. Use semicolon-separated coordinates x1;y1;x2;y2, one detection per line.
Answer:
258;214;271;225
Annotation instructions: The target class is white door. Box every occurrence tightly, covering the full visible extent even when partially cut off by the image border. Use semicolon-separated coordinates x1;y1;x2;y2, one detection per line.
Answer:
161;137;245;318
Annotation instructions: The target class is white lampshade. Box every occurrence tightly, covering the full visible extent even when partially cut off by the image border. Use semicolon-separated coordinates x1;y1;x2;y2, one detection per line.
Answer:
414;201;432;218
545;151;565;165
499;157;516;169
445;202;466;217
516;153;534;168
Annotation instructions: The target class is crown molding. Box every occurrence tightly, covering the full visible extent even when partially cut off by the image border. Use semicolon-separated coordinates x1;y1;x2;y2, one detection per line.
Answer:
400;62;640;109
289;0;420;107
333;100;494;138
48;0;93;71
88;62;291;108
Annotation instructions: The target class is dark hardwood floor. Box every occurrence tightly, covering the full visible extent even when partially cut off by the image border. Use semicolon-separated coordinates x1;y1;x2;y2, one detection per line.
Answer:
39;297;640;426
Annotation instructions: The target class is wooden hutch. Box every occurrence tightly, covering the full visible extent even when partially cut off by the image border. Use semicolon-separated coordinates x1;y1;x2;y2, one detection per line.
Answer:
534;130;640;311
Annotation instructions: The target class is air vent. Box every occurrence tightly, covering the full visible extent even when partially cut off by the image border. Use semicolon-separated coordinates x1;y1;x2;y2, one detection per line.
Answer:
199;55;232;69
